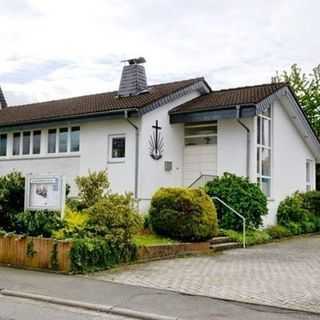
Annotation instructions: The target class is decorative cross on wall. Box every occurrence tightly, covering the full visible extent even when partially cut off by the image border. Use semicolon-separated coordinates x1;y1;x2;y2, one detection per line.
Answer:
149;120;164;160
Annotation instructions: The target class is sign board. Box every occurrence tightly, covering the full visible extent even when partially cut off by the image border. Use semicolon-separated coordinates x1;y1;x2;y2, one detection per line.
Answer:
25;175;66;215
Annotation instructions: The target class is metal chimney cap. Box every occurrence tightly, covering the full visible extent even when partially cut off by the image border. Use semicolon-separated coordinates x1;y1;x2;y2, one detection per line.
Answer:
121;57;146;65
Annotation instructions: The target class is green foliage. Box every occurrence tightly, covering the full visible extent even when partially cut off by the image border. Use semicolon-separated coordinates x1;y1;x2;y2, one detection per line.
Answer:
0;171;25;230
85;193;143;242
70;237;137;273
75;170;110;208
52;206;89;240
133;233;178;246
26;240;37;257
205;173;268;231
265;225;291;239
14;210;63;237
273;64;320;136
277;191;320;234
50;241;59;270
224;229;271;246
149;187;218;241
302;191;320;216
143;214;151;230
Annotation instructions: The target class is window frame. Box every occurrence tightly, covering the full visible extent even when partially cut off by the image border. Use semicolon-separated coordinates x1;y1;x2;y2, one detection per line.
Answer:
184;122;217;146
306;159;313;191
0;133;7;156
108;134;126;163
256;107;272;198
32;130;42;155
12;132;21;156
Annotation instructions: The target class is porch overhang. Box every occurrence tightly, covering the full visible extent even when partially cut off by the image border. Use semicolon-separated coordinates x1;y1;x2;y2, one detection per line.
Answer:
169;104;256;124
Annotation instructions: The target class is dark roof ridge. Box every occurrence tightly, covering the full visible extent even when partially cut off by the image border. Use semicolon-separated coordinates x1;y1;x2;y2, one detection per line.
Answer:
4;77;205;110
211;81;288;93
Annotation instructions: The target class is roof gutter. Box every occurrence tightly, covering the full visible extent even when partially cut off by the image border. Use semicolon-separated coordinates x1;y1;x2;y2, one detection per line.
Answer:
236;105;251;178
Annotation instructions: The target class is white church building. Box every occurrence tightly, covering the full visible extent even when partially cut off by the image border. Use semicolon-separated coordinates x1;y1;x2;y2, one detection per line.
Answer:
0;57;319;225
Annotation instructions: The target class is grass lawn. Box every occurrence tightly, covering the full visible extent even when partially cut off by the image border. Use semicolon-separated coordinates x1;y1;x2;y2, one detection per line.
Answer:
133;233;178;246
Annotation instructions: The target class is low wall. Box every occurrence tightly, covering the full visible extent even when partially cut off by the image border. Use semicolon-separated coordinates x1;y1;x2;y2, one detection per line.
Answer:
0;235;72;272
137;242;210;262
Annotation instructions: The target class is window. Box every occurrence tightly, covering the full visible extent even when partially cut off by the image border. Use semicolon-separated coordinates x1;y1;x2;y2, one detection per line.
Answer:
13;132;21;156
109;135;126;161
70;127;80;152
32;131;41;154
48;129;57;153
0;134;7;156
306;160;313;191
184;123;217;146
257;107;272;197
22;131;31;155
58;128;68;153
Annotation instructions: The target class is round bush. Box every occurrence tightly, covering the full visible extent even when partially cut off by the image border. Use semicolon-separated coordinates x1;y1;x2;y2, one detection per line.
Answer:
149;187;218;241
205;173;268;231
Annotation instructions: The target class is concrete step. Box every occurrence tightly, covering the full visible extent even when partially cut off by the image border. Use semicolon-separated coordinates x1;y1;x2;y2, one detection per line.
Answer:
209;236;233;245
209;242;240;252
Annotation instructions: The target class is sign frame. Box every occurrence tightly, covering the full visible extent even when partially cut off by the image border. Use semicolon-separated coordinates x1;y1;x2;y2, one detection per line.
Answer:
24;174;66;217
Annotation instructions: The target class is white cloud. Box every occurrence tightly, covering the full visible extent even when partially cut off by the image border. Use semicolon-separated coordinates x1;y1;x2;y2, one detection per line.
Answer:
0;0;319;105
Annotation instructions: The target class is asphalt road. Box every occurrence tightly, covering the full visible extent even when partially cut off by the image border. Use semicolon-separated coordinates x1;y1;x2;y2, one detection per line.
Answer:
0;295;129;320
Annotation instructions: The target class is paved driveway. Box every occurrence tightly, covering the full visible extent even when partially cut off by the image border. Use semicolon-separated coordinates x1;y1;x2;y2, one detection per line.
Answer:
91;235;320;314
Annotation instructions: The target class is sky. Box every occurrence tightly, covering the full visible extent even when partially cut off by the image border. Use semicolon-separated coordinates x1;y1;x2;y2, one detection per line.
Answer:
0;0;319;106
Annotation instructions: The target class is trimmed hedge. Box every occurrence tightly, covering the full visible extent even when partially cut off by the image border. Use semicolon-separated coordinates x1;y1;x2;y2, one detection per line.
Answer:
149;187;218;241
205;173;268;231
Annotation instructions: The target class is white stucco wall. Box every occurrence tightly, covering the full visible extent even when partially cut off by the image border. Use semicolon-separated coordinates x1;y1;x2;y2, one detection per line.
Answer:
138;91;201;211
79;118;137;194
217;117;255;180
265;99;316;225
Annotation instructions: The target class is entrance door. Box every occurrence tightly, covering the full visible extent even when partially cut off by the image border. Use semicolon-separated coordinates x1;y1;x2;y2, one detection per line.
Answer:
183;123;217;187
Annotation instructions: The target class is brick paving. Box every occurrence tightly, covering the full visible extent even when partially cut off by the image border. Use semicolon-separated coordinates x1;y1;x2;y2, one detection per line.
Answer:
91;235;320;314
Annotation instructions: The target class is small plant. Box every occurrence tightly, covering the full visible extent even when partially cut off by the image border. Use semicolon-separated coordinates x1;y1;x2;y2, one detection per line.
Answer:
26;240;37;257
265;225;291;239
75;170;110;208
149;187;218;241
50;241;59;270
14;210;63;237
224;229;271;246
205;173;267;231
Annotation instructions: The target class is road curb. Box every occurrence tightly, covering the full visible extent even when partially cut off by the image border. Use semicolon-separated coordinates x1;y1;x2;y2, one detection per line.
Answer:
1;289;178;320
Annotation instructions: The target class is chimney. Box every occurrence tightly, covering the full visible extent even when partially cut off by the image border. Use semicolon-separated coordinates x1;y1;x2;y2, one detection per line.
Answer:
0;87;7;109
118;57;148;96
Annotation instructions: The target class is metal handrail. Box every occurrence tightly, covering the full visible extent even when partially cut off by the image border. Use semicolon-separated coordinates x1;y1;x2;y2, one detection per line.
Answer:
188;174;217;188
212;196;246;248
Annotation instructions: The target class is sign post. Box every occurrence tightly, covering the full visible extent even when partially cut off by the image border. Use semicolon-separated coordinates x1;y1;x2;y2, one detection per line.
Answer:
25;175;66;218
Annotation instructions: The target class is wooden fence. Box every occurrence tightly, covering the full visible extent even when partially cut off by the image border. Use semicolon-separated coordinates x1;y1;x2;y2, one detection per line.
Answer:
0;235;72;272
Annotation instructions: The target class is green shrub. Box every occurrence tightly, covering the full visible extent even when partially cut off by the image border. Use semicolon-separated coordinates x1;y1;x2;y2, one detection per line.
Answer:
75;170;110;208
70;237;137;273
224;229;271;246
302;191;320;216
143;214;151;230
85;193;143;242
277;192;309;227
277;191;320;234
0;171;25;230
205;173;268;231
14;210;62;237
265;225;291;239
52;206;89;240
149;187;218;241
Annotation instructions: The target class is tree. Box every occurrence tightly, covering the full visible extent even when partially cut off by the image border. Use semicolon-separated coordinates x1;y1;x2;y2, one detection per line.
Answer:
273;64;320;136
273;64;320;190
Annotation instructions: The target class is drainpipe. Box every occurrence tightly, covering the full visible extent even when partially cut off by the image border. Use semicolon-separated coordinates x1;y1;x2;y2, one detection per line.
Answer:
124;110;139;199
236;105;250;179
